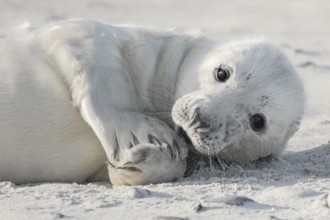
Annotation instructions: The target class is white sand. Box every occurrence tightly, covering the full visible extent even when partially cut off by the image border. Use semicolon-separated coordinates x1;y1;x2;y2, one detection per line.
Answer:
0;0;329;219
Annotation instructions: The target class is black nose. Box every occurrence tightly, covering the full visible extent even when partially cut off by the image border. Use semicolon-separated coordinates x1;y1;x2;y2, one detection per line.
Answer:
189;107;201;126
190;107;211;133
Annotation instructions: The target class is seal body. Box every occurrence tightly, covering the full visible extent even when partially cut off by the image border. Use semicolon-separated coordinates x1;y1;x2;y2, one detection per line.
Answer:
0;20;304;185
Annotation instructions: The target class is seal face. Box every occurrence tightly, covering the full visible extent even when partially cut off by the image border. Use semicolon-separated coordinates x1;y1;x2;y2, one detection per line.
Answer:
172;40;305;163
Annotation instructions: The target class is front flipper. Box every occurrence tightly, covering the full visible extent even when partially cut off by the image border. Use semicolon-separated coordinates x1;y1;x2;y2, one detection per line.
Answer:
81;102;188;185
103;114;188;186
106;138;187;186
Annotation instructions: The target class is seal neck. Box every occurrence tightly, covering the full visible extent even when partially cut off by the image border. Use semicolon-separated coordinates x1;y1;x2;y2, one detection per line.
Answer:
116;33;199;126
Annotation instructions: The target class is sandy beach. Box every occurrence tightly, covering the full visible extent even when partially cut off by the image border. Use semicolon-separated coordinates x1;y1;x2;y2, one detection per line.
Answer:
0;0;329;219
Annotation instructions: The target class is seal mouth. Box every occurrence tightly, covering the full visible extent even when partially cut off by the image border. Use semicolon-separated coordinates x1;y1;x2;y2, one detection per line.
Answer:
175;125;225;156
175;126;192;145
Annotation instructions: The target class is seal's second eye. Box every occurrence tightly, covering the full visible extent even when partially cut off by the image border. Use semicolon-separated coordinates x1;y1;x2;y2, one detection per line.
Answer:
250;113;266;132
214;65;231;82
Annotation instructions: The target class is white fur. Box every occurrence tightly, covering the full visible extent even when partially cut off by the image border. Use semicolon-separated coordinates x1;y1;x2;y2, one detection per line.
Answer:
172;40;305;162
0;20;304;185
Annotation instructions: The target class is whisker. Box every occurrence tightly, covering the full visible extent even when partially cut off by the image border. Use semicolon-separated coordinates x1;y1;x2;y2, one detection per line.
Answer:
138;95;173;105
215;154;229;171
207;147;215;173
144;111;172;115
266;102;287;112
144;113;172;118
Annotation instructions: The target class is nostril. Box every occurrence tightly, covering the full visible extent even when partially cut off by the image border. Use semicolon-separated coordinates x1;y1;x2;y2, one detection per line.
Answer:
193;107;201;118
195;121;211;133
189;107;201;126
189;107;212;133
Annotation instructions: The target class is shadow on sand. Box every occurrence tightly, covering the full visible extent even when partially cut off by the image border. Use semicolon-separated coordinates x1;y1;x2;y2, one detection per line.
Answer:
182;143;330;187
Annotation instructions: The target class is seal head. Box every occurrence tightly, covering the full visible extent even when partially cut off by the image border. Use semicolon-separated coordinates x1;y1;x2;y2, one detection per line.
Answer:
172;39;304;163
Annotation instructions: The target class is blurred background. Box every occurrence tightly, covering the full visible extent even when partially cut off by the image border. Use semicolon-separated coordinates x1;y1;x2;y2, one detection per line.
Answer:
0;0;328;48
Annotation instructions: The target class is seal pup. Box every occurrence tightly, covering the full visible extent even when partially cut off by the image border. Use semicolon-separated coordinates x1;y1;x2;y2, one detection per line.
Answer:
0;20;304;185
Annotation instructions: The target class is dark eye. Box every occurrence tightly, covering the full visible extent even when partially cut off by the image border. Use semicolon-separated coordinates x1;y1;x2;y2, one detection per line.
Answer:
250;113;266;132
214;65;232;82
